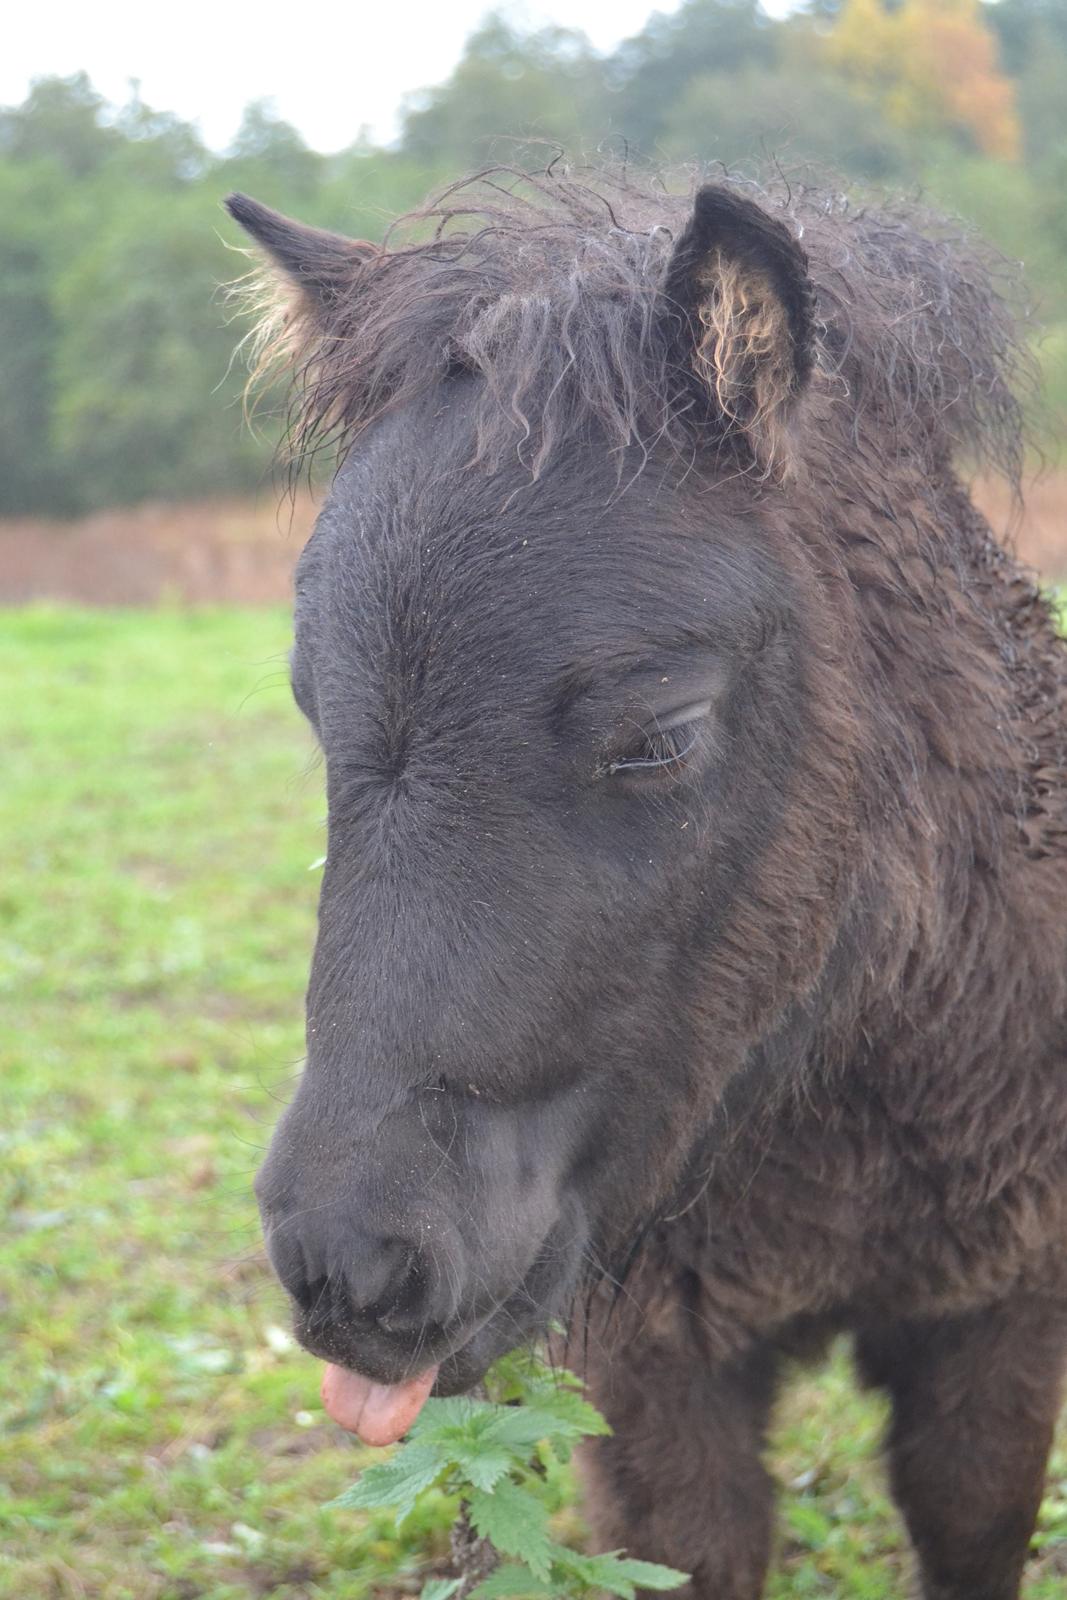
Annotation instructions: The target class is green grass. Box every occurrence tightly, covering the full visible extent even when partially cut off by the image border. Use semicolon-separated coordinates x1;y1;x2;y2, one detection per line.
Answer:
2;605;1066;1599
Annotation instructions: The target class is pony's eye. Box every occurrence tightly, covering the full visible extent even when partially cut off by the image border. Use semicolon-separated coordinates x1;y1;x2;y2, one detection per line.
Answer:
607;702;712;778
609;724;699;775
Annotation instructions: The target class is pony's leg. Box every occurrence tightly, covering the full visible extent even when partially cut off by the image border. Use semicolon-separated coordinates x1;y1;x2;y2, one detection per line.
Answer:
856;1300;1067;1600
578;1319;778;1600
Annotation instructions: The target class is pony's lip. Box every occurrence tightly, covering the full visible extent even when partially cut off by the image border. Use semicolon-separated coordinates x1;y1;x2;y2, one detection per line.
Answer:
431;1330;508;1395
294;1267;523;1381
294;1281;542;1390
315;1315;515;1445
291;1202;590;1392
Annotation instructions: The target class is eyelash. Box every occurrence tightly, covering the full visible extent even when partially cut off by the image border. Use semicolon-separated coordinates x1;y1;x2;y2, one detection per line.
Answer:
607;720;702;777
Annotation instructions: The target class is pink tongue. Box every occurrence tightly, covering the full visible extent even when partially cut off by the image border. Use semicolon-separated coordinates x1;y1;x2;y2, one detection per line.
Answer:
320;1362;438;1446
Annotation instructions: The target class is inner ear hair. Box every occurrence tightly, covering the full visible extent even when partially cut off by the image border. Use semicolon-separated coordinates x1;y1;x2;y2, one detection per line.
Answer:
694;251;797;448
665;185;817;474
223;192;380;458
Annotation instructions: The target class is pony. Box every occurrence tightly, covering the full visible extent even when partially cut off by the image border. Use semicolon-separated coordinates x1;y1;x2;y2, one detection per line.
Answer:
228;167;1067;1599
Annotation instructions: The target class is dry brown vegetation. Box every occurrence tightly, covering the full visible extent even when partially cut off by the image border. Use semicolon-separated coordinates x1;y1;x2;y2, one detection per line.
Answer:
0;473;1064;606
0;496;316;606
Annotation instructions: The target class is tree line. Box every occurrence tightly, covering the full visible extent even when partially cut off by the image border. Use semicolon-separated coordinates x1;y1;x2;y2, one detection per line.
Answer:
2;0;1065;517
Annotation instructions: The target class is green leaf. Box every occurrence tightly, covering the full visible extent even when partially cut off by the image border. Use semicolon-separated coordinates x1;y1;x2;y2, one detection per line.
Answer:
539;1388;613;1438
466;1481;555;1582
484;1353;587;1407
327;1443;445;1523
485;1359;613;1440
450;1445;516;1493
467;1565;554;1598
553;1548;690;1597
606;1557;692;1591
552;1548;638;1599
488;1395;610;1445
413;1392;609;1464
406;1400;530;1489
420;1581;463;1600
479;1406;576;1450
408;1395;488;1440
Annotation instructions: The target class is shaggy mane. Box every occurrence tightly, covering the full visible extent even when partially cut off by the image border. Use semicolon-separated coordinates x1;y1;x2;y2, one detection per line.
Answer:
236;164;1031;488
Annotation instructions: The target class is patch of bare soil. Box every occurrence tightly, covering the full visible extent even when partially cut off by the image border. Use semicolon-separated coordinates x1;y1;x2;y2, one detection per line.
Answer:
0;472;1063;606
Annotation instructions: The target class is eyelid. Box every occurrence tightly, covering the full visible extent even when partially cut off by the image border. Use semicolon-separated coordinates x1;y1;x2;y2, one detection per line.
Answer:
607;725;700;775
653;699;714;732
605;700;714;777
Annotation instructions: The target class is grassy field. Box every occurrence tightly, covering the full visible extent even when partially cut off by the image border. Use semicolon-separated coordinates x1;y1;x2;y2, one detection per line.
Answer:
3;606;1067;1600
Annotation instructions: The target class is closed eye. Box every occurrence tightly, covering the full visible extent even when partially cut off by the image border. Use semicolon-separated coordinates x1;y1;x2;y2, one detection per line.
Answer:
607;701;713;778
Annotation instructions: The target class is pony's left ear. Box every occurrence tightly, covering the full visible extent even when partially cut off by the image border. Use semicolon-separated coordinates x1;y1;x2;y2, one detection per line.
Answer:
663;185;816;472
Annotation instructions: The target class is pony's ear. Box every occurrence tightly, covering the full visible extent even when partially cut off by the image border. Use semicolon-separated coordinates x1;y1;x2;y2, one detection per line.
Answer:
224;192;374;312
663;185;816;471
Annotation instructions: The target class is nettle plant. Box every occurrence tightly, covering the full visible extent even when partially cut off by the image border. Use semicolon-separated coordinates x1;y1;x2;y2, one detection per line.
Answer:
329;1349;688;1599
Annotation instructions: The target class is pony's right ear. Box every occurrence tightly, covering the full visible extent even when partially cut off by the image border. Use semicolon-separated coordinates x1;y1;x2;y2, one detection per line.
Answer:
662;185;817;472
224;193;375;312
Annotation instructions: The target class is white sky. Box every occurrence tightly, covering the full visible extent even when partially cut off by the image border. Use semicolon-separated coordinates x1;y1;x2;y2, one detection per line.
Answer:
2;0;794;152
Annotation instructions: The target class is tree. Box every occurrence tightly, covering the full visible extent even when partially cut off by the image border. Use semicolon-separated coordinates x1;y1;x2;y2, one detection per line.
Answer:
50;188;261;508
109;87;209;188
826;0;1021;160
219;101;323;208
400;15;608;168
899;0;1020;159
985;0;1067;75
607;0;777;153
0;19;1063;520
0;72;121;179
660;61;912;178
0;157;76;512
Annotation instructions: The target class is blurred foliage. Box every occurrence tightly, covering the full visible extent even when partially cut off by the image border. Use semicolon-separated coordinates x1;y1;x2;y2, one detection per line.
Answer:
1;0;1065;516
826;0;1021;160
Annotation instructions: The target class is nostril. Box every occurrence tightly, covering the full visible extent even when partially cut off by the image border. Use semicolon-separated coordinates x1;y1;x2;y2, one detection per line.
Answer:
268;1222;465;1338
262;1220;318;1309
375;1233;466;1331
349;1235;415;1318
292;1272;330;1317
287;1238;425;1328
374;1251;432;1332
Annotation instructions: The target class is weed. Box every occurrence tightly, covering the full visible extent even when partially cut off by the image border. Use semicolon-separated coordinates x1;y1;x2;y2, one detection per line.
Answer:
330;1349;687;1598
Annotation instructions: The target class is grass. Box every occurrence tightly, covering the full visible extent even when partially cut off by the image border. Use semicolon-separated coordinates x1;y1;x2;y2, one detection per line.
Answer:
2;605;1066;1599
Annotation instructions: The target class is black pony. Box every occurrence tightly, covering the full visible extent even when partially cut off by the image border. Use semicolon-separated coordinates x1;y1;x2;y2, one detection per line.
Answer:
228;168;1067;1600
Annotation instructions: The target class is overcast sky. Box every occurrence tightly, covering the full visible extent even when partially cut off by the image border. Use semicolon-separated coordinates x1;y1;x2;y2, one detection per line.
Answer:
2;0;793;152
